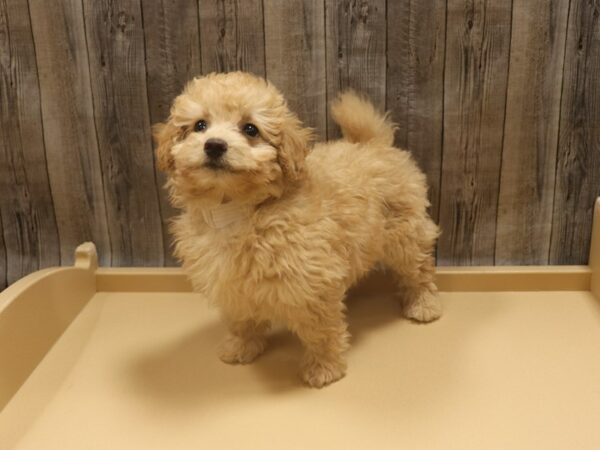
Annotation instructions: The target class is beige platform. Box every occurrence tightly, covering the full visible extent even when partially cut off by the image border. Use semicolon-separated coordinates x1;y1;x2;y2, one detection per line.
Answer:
1;200;599;450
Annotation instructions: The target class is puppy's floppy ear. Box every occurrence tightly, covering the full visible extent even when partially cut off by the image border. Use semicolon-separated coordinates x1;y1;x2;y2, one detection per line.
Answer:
278;114;313;181
153;121;180;172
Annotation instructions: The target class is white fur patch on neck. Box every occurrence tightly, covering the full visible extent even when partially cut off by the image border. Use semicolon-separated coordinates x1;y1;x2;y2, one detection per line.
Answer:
201;202;252;229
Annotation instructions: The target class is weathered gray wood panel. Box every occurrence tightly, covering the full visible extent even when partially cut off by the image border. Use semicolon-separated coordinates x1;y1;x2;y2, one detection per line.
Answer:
141;0;202;266
0;212;5;288
264;0;327;138
437;0;513;265
3;0;600;289
0;0;59;285
142;0;202;124
550;0;600;264
495;0;570;265
325;0;386;139
29;0;111;266
386;0;446;222
83;0;164;266
199;0;266;76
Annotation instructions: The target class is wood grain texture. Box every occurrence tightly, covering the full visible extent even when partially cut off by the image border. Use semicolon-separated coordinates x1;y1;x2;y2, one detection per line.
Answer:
83;0;164;266
3;0;600;287
550;0;600;264
29;0;111;266
325;0;386;139
386;0;446;222
141;0;202;266
437;0;513;266
0;0;59;288
264;0;327;138
495;0;570;265
142;0;202;124
199;0;266;76
0;210;5;289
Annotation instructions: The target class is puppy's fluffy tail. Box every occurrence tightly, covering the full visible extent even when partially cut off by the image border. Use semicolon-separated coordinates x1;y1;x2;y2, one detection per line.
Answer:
330;91;396;146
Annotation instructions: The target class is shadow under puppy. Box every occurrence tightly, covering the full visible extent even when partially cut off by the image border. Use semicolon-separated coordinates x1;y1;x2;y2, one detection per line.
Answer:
154;72;441;388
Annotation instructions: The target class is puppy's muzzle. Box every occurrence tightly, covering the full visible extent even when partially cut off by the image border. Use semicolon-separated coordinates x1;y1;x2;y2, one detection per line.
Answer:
204;138;228;159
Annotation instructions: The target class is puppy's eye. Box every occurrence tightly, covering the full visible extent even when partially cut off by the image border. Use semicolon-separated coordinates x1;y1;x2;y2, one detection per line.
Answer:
194;120;207;132
242;123;259;137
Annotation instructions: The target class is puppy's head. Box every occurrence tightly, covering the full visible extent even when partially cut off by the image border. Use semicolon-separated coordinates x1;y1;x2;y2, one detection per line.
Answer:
154;72;313;204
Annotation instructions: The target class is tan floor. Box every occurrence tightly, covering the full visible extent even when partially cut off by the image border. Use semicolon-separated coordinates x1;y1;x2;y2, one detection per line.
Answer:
1;289;599;450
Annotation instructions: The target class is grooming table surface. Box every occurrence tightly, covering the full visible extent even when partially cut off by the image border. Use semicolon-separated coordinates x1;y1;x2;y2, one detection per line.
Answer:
1;288;600;450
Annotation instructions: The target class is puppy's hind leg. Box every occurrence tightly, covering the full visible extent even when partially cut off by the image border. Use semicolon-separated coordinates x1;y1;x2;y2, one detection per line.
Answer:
383;219;442;323
397;254;442;323
218;319;270;364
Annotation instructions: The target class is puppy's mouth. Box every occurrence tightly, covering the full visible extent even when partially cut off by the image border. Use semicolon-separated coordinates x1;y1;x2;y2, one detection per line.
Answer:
203;160;229;171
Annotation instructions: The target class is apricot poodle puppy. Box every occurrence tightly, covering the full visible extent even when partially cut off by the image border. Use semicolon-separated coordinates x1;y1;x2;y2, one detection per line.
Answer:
154;72;441;388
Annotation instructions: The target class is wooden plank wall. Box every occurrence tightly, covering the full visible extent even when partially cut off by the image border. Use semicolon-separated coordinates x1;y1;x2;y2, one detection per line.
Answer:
1;0;599;288
496;0;570;264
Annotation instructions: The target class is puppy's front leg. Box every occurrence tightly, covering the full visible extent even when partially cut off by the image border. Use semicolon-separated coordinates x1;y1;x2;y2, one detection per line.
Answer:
218;319;270;365
290;302;350;388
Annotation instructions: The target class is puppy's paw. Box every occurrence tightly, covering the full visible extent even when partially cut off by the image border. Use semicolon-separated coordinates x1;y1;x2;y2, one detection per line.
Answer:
403;291;442;323
218;334;266;365
301;358;346;388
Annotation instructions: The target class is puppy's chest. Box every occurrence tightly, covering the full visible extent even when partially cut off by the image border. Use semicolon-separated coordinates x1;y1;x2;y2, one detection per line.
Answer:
184;226;279;296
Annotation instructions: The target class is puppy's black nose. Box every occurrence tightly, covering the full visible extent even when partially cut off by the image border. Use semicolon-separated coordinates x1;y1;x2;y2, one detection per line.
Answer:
204;138;228;158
